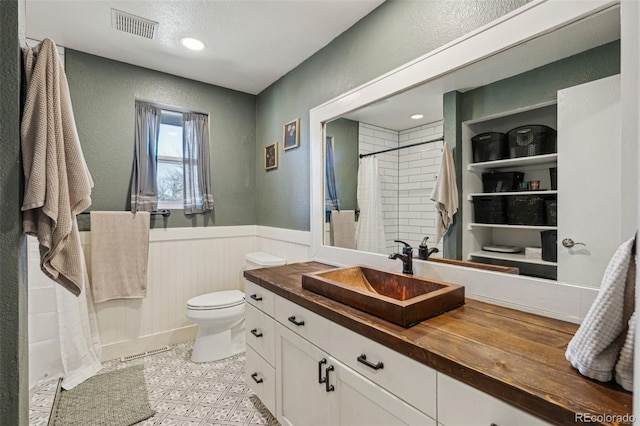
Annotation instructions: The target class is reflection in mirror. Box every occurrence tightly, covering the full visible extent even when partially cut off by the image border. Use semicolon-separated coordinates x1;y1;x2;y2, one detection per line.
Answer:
324;117;445;256
321;5;622;285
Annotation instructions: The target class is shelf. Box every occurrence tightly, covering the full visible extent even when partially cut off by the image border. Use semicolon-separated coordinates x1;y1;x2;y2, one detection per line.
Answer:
469;250;557;267
468;223;557;231
468;153;558;172
468;190;557;200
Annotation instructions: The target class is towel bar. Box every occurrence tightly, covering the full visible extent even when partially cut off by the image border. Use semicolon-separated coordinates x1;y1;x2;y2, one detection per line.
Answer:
78;210;171;217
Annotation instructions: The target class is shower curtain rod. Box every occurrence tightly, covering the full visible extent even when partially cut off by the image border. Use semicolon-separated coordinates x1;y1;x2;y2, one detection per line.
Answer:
359;136;444;158
78;210;171;217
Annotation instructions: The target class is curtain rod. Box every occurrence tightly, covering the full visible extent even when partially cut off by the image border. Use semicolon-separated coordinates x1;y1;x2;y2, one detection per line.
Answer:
78;210;171;217
359;136;444;158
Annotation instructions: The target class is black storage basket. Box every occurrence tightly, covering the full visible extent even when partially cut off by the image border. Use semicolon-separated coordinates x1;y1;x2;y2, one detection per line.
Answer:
541;230;557;262
482;171;524;193
507;125;557;158
473;196;506;224
549;167;557;190
506;195;546;225
545;199;557;226
472;132;508;163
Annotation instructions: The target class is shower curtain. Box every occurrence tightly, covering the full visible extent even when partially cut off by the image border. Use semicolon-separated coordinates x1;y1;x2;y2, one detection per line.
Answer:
356;156;387;254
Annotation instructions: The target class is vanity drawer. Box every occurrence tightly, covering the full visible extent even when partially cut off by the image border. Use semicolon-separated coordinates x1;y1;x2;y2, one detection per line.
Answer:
244;280;275;317
330;323;436;419
245;345;276;416
245;303;275;366
274;296;331;350
438;373;549;425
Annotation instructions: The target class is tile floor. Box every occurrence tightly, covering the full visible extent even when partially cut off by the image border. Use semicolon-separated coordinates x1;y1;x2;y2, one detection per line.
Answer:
29;341;280;425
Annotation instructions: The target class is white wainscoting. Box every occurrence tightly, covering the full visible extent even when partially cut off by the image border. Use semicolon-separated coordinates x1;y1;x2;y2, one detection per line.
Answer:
28;225;312;387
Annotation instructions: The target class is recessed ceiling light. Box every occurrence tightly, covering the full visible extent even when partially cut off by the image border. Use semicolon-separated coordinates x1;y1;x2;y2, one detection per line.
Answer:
410;114;424;120
180;37;205;51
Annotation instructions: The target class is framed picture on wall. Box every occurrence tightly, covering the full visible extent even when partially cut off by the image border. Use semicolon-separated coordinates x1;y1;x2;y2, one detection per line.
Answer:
283;118;300;150
264;142;278;170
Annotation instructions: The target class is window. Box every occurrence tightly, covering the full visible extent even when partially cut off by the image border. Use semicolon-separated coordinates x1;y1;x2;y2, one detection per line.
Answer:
157;110;184;209
131;101;213;214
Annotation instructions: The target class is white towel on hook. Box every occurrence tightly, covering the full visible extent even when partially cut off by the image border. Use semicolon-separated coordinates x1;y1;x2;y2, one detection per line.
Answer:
565;236;635;385
430;142;458;244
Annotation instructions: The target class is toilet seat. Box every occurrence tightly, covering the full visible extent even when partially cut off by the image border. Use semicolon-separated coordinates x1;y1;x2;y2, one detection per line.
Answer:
187;290;245;310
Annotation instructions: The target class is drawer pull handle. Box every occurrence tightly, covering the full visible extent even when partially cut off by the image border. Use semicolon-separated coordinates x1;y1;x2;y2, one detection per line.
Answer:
288;316;305;326
251;372;263;384
325;365;335;392
357;353;384;370
250;328;263;338
250;294;263;301
318;358;327;383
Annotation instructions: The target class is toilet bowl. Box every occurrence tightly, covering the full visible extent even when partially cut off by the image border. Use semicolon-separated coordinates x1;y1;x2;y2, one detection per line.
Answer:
186;290;246;363
186;252;286;363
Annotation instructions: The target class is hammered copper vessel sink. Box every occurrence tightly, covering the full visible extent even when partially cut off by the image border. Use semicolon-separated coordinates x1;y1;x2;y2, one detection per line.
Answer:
301;266;465;327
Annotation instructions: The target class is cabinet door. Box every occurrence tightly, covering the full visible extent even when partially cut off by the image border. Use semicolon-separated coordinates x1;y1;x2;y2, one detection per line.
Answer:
275;324;331;426
327;357;436;426
438;373;549;425
557;75;621;287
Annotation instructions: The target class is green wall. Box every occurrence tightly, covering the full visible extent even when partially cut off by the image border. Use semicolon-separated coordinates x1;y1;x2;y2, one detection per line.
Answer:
255;0;531;231
0;0;28;423
325;118;359;211
65;50;257;230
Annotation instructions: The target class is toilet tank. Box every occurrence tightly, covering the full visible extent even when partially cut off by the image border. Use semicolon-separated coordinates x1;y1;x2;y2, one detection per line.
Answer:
245;251;286;270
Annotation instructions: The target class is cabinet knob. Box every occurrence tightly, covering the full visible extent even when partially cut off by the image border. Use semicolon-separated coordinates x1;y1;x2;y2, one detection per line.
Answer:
250;294;263;301
250;328;263;338
357;353;384;370
318;358;327;384
562;238;586;248
325;365;335;392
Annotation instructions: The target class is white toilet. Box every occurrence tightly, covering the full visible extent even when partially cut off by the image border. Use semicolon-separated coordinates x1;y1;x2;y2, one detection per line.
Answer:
186;251;286;363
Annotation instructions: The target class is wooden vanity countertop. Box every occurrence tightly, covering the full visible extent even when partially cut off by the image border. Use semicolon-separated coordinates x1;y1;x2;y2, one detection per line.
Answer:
244;261;632;426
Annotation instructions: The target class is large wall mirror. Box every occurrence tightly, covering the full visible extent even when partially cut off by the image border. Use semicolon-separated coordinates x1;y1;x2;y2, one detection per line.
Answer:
312;2;634;291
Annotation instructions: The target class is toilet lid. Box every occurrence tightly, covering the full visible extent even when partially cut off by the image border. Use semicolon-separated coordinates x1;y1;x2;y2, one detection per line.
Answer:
187;290;245;310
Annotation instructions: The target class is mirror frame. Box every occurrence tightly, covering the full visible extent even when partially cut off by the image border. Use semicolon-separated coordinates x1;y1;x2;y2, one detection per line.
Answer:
309;0;638;322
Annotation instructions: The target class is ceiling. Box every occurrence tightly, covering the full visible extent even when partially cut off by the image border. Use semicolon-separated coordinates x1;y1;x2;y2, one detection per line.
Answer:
343;5;620;131
25;0;384;95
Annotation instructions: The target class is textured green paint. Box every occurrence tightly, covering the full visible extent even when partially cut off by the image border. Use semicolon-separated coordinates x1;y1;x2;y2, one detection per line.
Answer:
442;91;464;260
0;0;29;423
256;0;531;231
65;50;257;230
325;118;359;211
462;41;620;121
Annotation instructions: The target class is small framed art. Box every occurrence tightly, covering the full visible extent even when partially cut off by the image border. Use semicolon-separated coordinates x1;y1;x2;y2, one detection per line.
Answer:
283;118;300;150
264;142;278;170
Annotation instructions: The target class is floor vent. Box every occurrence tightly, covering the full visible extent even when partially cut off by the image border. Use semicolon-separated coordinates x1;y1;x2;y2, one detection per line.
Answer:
111;9;158;40
120;346;171;362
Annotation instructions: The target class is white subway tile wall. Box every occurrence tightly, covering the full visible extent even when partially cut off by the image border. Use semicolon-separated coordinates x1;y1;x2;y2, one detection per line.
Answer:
359;122;444;255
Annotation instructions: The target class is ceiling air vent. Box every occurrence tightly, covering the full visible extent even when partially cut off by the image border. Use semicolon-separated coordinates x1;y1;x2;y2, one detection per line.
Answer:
111;9;158;40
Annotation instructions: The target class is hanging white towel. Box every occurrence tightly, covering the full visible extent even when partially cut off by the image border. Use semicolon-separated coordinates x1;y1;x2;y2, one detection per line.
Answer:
565;237;635;384
21;38;94;297
90;212;150;303
356;156;387;254
430;142;458;244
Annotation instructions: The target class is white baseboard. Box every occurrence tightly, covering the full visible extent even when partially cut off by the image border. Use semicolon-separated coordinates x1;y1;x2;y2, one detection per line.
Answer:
100;324;198;362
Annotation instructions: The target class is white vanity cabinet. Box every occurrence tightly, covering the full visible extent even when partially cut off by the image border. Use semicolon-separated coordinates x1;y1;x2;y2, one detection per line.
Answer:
275;322;435;426
438;374;550;426
244;280;277;414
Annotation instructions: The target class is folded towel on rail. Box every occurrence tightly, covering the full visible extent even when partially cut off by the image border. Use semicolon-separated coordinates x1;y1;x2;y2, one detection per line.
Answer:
565;236;635;388
90;211;150;303
330;210;357;250
21;38;94;297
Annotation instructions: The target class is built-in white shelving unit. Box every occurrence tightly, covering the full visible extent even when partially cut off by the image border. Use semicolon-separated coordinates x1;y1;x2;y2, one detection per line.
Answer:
462;102;558;278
